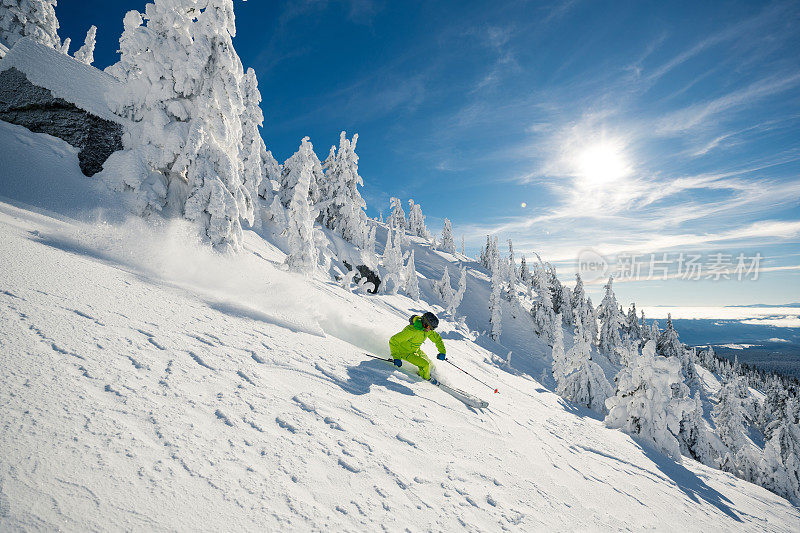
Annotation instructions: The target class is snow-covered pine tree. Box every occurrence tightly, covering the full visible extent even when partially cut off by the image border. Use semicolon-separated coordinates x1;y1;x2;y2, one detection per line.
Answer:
507;240;518;284
625;303;641;342
586;296;599;344
388;197;406;231
547;263;564;314
519;255;530;284
656;314;683;358
381;224;404;294
531;261;556;341
617;337;639;368
489;254;502;341
434;266;455;307
74;24;96;65
317;132;368;247
571;273;594;344
441;218;456;254
238;67;267;228
760;398;800;504
640;309;650;342
365;223;377;256
105;0;253;251
677;392;717;466
558;319;613;414
597;277;624;360
761;377;790;438
551;312;567;385
407;200;430;239
480;236;490;268
713;376;760;478
284;156;317;274
0;0;61;49
560;285;575;327
404;249;420;301
655;314;701;391
259;150;281;202
447;265;467;316
461;235;465;256
605;340;691;461
280;137;323;208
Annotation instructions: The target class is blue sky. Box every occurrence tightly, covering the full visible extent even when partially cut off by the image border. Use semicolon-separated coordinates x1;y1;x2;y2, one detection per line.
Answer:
56;0;800;306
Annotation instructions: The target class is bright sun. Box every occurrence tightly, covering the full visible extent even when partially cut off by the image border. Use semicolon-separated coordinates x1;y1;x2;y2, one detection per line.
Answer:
576;143;630;186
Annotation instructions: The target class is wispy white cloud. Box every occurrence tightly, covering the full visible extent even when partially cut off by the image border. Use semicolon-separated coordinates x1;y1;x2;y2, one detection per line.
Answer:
655;73;800;135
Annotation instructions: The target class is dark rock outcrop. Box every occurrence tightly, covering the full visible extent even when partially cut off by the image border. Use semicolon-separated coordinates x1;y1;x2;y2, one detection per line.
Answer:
0;67;122;176
343;261;381;294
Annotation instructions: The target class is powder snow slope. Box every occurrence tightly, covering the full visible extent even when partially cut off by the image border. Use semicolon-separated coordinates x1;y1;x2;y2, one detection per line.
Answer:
2;125;800;531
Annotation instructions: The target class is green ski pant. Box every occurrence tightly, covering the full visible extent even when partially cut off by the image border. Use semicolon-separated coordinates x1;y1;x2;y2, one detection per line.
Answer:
396;349;433;380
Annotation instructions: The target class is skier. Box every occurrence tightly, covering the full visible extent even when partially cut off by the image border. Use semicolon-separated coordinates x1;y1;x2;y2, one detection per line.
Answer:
389;311;447;384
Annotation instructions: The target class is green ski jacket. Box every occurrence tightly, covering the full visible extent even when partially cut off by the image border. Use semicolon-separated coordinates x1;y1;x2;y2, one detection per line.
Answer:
389;315;446;357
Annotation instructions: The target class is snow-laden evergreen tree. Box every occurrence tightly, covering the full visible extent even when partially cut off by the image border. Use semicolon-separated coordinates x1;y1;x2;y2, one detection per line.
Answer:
558;320;613;414
284;157;317;274
703;344;716;368
519;255;530;284
656;314;683;358
238;67;267;228
760;398;800;504
489;253;502;341
480;235;499;270
713;376;760;478
677;392;717;466
74;24;96;65
365;223;377;256
551;313;567;385
761;377;790;438
259;150;281;202
440;218;456;254
447;265;467;316
640;309;650;342
461;235;465;256
388;197;406;231
280;137;322;208
404;249;420;301
105;0;253;251
655;314;701;392
625;303;641;342
617;337;639;368
586;296;599;344
547;263;564;314
571;273;595;344
507;240;518;284
531;261;556;341
381;225;404;294
0;0;61;49
317;131;368;247
605;341;692;461
434;266;455;307
681;347;703;392
597;277;624;359
407;200;429;239
560;285;574;327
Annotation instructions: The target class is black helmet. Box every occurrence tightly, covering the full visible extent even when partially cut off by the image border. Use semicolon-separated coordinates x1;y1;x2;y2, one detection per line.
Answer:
421;312;439;330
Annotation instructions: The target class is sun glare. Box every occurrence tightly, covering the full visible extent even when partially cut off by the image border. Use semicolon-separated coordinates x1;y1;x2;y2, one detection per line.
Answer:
576;143;630;186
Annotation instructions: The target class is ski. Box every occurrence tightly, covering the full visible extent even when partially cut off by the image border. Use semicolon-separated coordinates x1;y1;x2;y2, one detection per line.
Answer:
364;353;489;409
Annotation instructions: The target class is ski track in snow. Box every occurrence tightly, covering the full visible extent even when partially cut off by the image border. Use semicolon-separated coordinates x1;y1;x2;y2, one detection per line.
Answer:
0;190;799;528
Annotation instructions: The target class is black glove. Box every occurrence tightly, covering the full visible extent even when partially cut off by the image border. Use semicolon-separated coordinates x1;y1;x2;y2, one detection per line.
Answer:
437;353;447;361
393;358;403;367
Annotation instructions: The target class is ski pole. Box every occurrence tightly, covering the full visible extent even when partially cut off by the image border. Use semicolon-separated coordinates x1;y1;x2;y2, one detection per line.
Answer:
364;353;393;362
444;358;499;393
